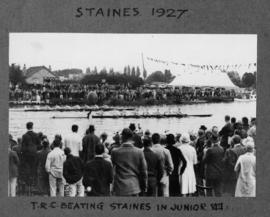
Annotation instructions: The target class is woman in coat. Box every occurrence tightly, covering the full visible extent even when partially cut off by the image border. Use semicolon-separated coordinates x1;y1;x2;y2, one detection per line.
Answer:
178;133;197;196
234;142;256;197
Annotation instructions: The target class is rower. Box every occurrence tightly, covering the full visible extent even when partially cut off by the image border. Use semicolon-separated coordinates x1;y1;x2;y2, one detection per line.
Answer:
177;107;182;115
87;110;92;119
121;109;127;117
154;108;161;117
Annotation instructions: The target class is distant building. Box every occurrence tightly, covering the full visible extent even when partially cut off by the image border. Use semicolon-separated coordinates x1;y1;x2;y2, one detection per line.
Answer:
25;66;58;84
53;69;83;81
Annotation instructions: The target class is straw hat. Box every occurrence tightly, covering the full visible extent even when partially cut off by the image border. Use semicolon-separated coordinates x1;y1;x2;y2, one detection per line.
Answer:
181;133;190;144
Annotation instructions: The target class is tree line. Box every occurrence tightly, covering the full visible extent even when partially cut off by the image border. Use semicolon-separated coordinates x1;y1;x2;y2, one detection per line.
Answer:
9;64;256;89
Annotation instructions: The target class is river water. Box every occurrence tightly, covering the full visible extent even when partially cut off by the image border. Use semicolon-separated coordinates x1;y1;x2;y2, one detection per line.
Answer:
9;101;256;143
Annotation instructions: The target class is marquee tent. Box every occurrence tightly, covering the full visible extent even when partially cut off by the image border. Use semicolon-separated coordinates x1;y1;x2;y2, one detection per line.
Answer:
169;69;236;88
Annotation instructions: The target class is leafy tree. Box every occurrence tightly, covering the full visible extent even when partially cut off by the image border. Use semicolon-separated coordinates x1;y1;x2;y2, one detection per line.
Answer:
93;66;98;74
86;67;91;74
164;69;175;83
242;72;255;87
9;64;25;85
145;71;164;83
81;73;144;88
131;67;136;76
123;66;127;75
100;68;107;75
136;67;141;77
227;71;242;87
109;68;114;75
127;66;131;76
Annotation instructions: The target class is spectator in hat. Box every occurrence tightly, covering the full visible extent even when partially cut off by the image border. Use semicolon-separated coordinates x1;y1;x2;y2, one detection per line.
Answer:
100;132;110;153
203;134;224;197
109;132;121;154
179;133;197;196
235;141;256;197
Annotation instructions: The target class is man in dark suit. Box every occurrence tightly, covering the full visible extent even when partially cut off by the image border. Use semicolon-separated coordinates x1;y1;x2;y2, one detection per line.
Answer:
223;135;246;196
143;136;163;196
82;125;101;164
219;115;234;151
203;134;224;197
111;128;147;196
83;144;113;196
165;134;187;197
21;122;40;186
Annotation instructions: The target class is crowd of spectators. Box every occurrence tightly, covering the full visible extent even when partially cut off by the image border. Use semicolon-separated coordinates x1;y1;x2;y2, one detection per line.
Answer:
9;115;255;197
9;82;236;105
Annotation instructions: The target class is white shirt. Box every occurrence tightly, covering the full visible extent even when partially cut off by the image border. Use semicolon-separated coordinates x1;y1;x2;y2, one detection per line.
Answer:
63;132;82;157
45;147;66;178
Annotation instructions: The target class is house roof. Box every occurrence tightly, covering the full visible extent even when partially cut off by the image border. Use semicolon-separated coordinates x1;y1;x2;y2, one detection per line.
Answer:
26;66;57;78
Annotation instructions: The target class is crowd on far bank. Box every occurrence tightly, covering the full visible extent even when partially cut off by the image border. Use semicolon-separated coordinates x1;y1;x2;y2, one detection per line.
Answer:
9;115;256;197
9;83;235;105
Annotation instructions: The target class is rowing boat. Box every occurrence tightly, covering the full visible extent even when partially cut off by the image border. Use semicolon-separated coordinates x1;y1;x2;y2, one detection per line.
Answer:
51;114;212;119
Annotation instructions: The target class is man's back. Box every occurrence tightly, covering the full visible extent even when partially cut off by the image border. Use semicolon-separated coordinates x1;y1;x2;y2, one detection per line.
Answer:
63;155;84;184
22;131;40;153
82;133;100;163
83;157;113;196
111;143;147;196
143;148;163;180
45;147;66;178
152;144;174;175
64;132;82;157
204;144;224;179
132;132;143;148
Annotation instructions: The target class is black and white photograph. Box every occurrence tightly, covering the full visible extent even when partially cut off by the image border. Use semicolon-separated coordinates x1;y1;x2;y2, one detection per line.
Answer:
8;33;256;198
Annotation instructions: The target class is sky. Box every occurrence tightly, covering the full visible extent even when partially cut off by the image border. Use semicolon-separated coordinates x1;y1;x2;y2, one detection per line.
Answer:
9;33;257;76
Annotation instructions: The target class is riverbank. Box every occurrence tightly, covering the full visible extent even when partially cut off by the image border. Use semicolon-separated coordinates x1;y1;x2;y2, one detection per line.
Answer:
9;96;234;108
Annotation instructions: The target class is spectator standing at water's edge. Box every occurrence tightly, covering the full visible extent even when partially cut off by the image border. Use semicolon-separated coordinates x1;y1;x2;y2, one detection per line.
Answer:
152;133;174;197
143;136;163;196
9;145;20;197
166;134;187;197
111;128;147;196
63;147;84;197
235;142;256;197
45;138;66;197
203;134;224;197
179;133;197;196
83;144;113;196
219;115;234;151
63;124;82;157
82;125;101;163
37;138;50;196
21;122;40;188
